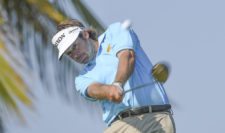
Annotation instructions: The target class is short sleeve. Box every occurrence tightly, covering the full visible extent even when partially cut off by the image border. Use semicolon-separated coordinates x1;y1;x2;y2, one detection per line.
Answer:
109;23;134;56
75;75;97;101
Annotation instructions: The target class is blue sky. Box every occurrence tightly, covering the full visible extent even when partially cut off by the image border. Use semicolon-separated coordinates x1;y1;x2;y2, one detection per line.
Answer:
7;0;225;133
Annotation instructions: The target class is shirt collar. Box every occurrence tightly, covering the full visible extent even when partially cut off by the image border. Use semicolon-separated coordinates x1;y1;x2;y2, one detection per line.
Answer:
96;32;106;56
98;32;106;45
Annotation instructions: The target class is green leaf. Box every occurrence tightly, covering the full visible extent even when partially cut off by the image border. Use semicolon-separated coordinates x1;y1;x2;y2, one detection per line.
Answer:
0;78;19;112
0;39;32;121
26;0;66;23
0;50;32;106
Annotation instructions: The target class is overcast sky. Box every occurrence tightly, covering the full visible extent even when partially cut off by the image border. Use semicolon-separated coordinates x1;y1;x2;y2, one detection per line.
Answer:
7;0;225;133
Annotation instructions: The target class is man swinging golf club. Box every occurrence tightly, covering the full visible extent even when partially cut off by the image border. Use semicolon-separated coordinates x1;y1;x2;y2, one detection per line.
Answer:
51;19;176;133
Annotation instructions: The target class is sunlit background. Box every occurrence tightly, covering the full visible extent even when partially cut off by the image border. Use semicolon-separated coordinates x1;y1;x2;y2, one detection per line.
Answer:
0;0;225;133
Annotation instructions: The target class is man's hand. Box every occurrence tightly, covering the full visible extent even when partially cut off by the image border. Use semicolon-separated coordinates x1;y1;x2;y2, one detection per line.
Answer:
87;83;123;103
106;85;123;103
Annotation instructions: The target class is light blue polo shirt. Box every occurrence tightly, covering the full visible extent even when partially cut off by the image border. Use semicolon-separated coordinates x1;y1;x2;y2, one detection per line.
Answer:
75;22;170;125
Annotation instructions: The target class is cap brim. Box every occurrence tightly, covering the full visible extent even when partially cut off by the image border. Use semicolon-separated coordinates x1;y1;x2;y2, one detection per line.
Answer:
51;26;82;60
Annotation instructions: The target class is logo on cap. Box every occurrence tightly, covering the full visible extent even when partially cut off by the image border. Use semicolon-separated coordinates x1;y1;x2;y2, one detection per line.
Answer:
69;27;79;34
54;33;65;47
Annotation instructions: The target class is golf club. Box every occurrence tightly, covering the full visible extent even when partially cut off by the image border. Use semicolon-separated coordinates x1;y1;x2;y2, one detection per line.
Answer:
123;81;158;94
123;62;170;95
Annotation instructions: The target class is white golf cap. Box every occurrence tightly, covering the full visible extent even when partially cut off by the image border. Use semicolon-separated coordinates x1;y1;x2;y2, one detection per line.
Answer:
51;26;82;60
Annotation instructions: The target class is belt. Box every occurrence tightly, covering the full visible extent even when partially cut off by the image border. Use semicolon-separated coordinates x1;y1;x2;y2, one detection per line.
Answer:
111;104;171;124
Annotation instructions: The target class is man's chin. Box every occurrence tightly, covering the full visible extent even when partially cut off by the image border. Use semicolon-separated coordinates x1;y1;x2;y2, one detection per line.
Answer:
78;58;90;64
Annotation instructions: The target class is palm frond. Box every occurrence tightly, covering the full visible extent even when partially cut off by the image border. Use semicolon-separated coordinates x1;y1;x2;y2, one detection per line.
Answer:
2;0;66;41
0;58;32;107
0;39;32;120
25;0;66;23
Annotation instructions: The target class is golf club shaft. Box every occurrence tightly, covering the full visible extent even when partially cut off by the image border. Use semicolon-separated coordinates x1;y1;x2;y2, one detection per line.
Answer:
123;81;158;94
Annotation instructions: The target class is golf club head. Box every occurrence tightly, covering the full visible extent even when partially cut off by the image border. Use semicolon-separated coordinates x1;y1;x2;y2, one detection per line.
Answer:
151;61;171;83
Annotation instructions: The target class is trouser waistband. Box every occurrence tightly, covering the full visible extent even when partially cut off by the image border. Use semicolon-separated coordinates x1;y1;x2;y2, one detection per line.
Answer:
111;104;171;124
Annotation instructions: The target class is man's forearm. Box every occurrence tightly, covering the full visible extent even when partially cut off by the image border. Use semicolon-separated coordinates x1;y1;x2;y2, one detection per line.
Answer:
114;49;135;85
87;83;123;102
87;83;108;100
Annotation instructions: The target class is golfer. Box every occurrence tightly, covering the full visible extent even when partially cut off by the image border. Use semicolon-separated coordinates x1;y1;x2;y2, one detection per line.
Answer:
51;19;176;133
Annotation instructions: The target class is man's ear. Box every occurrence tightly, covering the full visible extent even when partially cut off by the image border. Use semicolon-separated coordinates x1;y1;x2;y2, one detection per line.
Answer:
82;30;89;40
